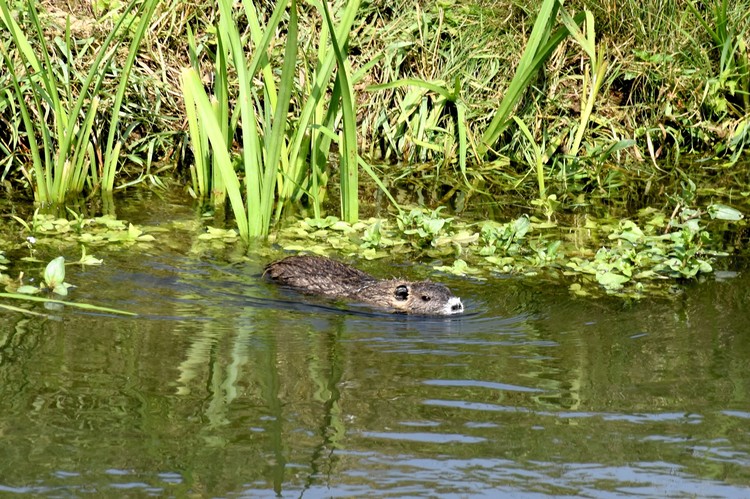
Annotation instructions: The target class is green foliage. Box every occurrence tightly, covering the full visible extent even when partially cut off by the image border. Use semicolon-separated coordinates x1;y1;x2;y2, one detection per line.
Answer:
480;0;584;156
397;207;454;247
182;0;367;240
478;216;531;257
686;0;750;118
0;0;159;203
11;211;157;248
566;205;743;294
395;207;478;257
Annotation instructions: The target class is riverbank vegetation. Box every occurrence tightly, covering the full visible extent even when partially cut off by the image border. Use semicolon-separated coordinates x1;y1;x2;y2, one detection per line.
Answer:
1;0;748;297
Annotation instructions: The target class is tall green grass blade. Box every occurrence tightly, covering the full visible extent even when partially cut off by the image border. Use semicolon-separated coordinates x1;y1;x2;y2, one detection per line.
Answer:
102;0;160;193
180;68;249;240
359;157;401;211
218;0;259;235
480;3;584;156
287;0;360;203
321;0;359;223
0;39;48;202
25;1;68;141
182;69;206;197
513;116;545;198
71;96;100;192
455;98;469;184
0;2;53;201
561;8;608;158
0;292;137;316
261;0;299;231
368;78;453;97
480;0;559;153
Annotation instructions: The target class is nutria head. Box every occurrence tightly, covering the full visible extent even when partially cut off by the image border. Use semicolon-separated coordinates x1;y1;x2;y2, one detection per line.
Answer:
377;280;464;315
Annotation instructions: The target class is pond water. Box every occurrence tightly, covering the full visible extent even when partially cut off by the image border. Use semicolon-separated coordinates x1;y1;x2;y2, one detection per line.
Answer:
1;195;749;497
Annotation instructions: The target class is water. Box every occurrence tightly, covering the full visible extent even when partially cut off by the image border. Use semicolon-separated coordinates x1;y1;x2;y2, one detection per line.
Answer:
1;198;749;497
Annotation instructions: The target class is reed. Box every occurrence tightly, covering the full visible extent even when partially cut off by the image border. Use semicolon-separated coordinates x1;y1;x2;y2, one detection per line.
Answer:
480;0;583;157
182;0;366;239
0;0;158;204
561;9;608;158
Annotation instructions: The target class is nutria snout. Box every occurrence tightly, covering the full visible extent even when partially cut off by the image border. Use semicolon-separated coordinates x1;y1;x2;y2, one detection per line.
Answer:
264;255;464;316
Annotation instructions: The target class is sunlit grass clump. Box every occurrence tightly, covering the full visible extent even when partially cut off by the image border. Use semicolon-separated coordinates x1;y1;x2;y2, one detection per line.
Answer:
0;0;159;204
181;0;368;240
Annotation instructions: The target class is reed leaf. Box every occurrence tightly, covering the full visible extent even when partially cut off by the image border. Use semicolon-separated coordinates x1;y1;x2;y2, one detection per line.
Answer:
180;68;249;240
102;0;160;193
561;8;608;157
321;0;359;223
261;0;299;231
0;292;137;316
480;1;584;157
285;0;361;209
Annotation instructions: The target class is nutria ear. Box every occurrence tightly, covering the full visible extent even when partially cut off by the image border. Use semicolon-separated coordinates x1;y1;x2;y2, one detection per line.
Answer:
394;284;410;301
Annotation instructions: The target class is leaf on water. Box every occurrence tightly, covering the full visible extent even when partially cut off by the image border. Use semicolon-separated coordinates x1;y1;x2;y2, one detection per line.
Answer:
569;283;590;296
451;230;480;245
79;233;104;243
707;204;744;221
511;215;532;238
198;227;238;240
435;259;481;277
79;254;104;266
44;257;66;289
330;221;355;232
16;285;41;295
127;223;142;239
362;249;389;260
485;256;515;268
596;271;630;289
95;215;126;229
329;237;355;250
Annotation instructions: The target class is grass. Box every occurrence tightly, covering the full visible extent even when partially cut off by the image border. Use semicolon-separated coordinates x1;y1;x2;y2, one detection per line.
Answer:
181;0;367;240
0;0;749;230
0;0;158;204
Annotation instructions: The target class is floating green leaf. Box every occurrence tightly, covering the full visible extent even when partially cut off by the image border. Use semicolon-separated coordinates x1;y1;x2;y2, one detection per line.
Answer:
43;257;66;290
707;204;744;221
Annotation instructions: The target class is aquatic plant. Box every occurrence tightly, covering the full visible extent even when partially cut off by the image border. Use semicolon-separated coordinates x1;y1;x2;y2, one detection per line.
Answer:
11;211;156;247
0;0;159;203
181;0;366;240
41;256;71;296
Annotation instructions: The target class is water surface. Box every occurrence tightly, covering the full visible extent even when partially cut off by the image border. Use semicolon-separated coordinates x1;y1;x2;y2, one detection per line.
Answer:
1;197;749;497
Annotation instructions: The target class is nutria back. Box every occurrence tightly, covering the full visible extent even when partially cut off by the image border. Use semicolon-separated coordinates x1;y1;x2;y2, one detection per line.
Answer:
265;255;464;316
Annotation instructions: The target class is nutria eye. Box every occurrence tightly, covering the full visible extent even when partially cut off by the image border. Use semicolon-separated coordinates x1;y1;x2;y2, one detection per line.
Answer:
421;295;431;302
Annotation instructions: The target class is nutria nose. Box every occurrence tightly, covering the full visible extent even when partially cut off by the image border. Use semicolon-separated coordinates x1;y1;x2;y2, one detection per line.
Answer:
452;301;463;312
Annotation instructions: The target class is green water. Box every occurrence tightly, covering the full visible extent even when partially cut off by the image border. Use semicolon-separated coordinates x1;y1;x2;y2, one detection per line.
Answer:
1;198;749;497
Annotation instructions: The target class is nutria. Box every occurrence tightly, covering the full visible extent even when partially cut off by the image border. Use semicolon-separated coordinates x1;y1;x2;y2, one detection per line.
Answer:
264;255;464;315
